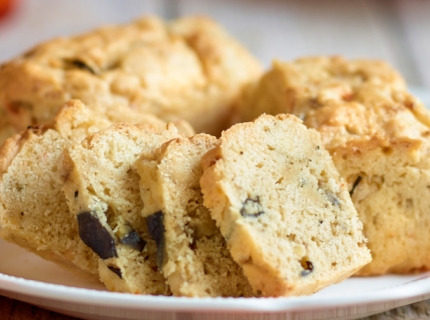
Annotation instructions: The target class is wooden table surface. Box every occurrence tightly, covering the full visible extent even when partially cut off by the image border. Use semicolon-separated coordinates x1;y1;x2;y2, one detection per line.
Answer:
1;1;430;319
0;295;78;320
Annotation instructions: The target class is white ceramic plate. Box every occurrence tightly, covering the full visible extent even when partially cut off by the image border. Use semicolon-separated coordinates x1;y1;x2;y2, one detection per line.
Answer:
0;238;430;320
1;88;429;320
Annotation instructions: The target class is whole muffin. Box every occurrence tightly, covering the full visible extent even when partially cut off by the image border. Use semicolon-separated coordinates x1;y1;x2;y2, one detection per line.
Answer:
0;16;262;135
239;56;406;123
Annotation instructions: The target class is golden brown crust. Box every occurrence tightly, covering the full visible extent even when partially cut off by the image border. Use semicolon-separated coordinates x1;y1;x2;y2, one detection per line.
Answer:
0;16;261;135
239;56;406;123
0;133;28;177
0;125;52;177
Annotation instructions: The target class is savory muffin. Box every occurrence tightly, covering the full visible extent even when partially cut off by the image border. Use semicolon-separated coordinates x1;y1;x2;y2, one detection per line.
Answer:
239;56;406;123
0;16;262;135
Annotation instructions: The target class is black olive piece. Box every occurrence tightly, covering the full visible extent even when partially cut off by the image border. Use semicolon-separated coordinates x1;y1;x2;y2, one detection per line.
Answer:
349;176;362;196
240;197;264;217
146;211;165;270
301;260;314;277
120;230;146;252
299;178;306;187
77;211;118;259
70;59;96;74
108;266;122;279
326;192;340;206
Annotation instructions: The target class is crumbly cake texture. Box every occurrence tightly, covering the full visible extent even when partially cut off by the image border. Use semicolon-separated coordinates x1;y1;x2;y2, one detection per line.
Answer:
303;89;430;275
239;56;406;123
0;15;262;135
0;100;113;278
136;134;254;297
200;114;370;297
239;56;430;275
59;122;184;294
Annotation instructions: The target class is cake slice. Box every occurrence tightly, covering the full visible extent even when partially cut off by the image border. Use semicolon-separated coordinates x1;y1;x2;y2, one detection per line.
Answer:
59;123;184;294
0;100;113;277
136;134;254;297
200;113;371;297
0;98;175;280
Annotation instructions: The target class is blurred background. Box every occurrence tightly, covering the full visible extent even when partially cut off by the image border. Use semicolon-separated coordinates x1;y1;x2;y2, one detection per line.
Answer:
0;0;429;89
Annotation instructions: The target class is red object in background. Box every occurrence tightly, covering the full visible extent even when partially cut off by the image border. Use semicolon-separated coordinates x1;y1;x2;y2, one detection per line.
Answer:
0;0;14;18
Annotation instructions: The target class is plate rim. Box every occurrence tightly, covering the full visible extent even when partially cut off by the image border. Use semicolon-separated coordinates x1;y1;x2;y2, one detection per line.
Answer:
0;271;430;313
